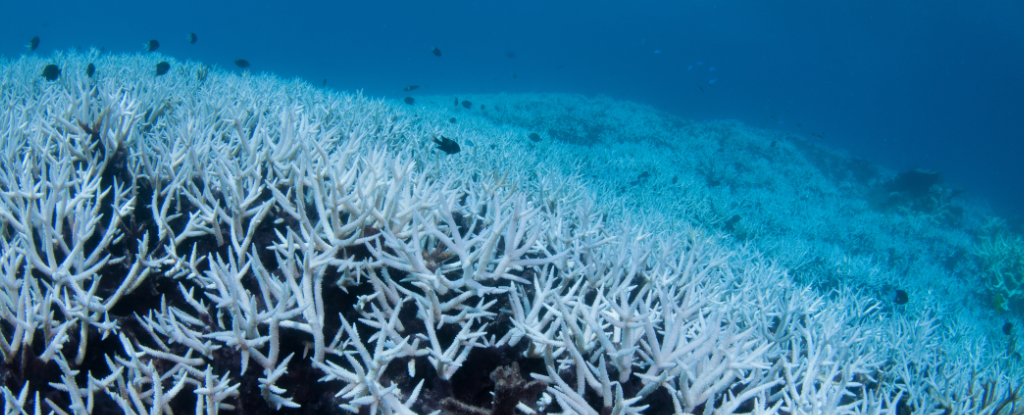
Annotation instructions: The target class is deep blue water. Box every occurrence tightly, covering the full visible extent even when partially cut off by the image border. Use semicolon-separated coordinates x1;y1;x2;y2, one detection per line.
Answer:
4;0;1023;218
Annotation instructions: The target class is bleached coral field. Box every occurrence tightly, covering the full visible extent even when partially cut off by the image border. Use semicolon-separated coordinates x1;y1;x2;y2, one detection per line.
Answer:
0;51;1020;414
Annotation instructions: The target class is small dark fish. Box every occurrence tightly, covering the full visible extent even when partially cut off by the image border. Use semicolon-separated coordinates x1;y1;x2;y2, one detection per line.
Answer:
234;59;250;68
480;104;486;110
155;61;170;76
461;100;472;109
432;47;442;57
41;64;60;81
403;85;419;91
465;140;475;147
86;63;95;78
145;39;160;52
724;214;741;228
894;289;909;305
506;51;516;59
1005;322;1014;335
403;97;415;105
188;33;198;44
448;117;456;123
28;36;40;51
432;135;460;154
512;72;518;78
528;132;541;142
454;97;459;106
770;140;777;148
322;79;327;87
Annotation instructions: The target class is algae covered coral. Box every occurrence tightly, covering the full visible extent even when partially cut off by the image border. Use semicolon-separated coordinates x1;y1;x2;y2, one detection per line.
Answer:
975;220;1024;309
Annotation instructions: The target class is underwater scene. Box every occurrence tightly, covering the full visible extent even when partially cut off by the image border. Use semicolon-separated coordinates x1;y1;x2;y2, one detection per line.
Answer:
1;1;1023;414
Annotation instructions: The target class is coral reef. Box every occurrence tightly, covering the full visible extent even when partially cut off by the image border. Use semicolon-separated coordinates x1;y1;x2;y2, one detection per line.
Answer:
974;221;1024;307
0;51;1021;415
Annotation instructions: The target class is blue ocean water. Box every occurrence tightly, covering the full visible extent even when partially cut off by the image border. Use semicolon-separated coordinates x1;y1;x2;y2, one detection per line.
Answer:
4;2;1024;412
3;0;1021;218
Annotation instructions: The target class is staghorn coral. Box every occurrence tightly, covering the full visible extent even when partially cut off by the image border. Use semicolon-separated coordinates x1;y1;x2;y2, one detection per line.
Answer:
0;50;1020;415
974;220;1024;308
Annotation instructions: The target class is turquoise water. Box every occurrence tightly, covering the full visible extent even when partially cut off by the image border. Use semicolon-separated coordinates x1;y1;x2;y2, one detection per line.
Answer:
3;0;1023;216
2;2;1024;413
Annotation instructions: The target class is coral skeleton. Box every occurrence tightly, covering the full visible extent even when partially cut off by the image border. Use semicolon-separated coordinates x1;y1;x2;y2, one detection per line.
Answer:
0;51;1021;415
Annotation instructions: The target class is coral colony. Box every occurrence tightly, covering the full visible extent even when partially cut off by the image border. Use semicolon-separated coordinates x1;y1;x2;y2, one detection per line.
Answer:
1;51;1021;415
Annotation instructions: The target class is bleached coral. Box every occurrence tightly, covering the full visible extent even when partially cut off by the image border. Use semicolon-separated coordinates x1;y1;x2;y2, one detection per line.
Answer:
0;51;1020;415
